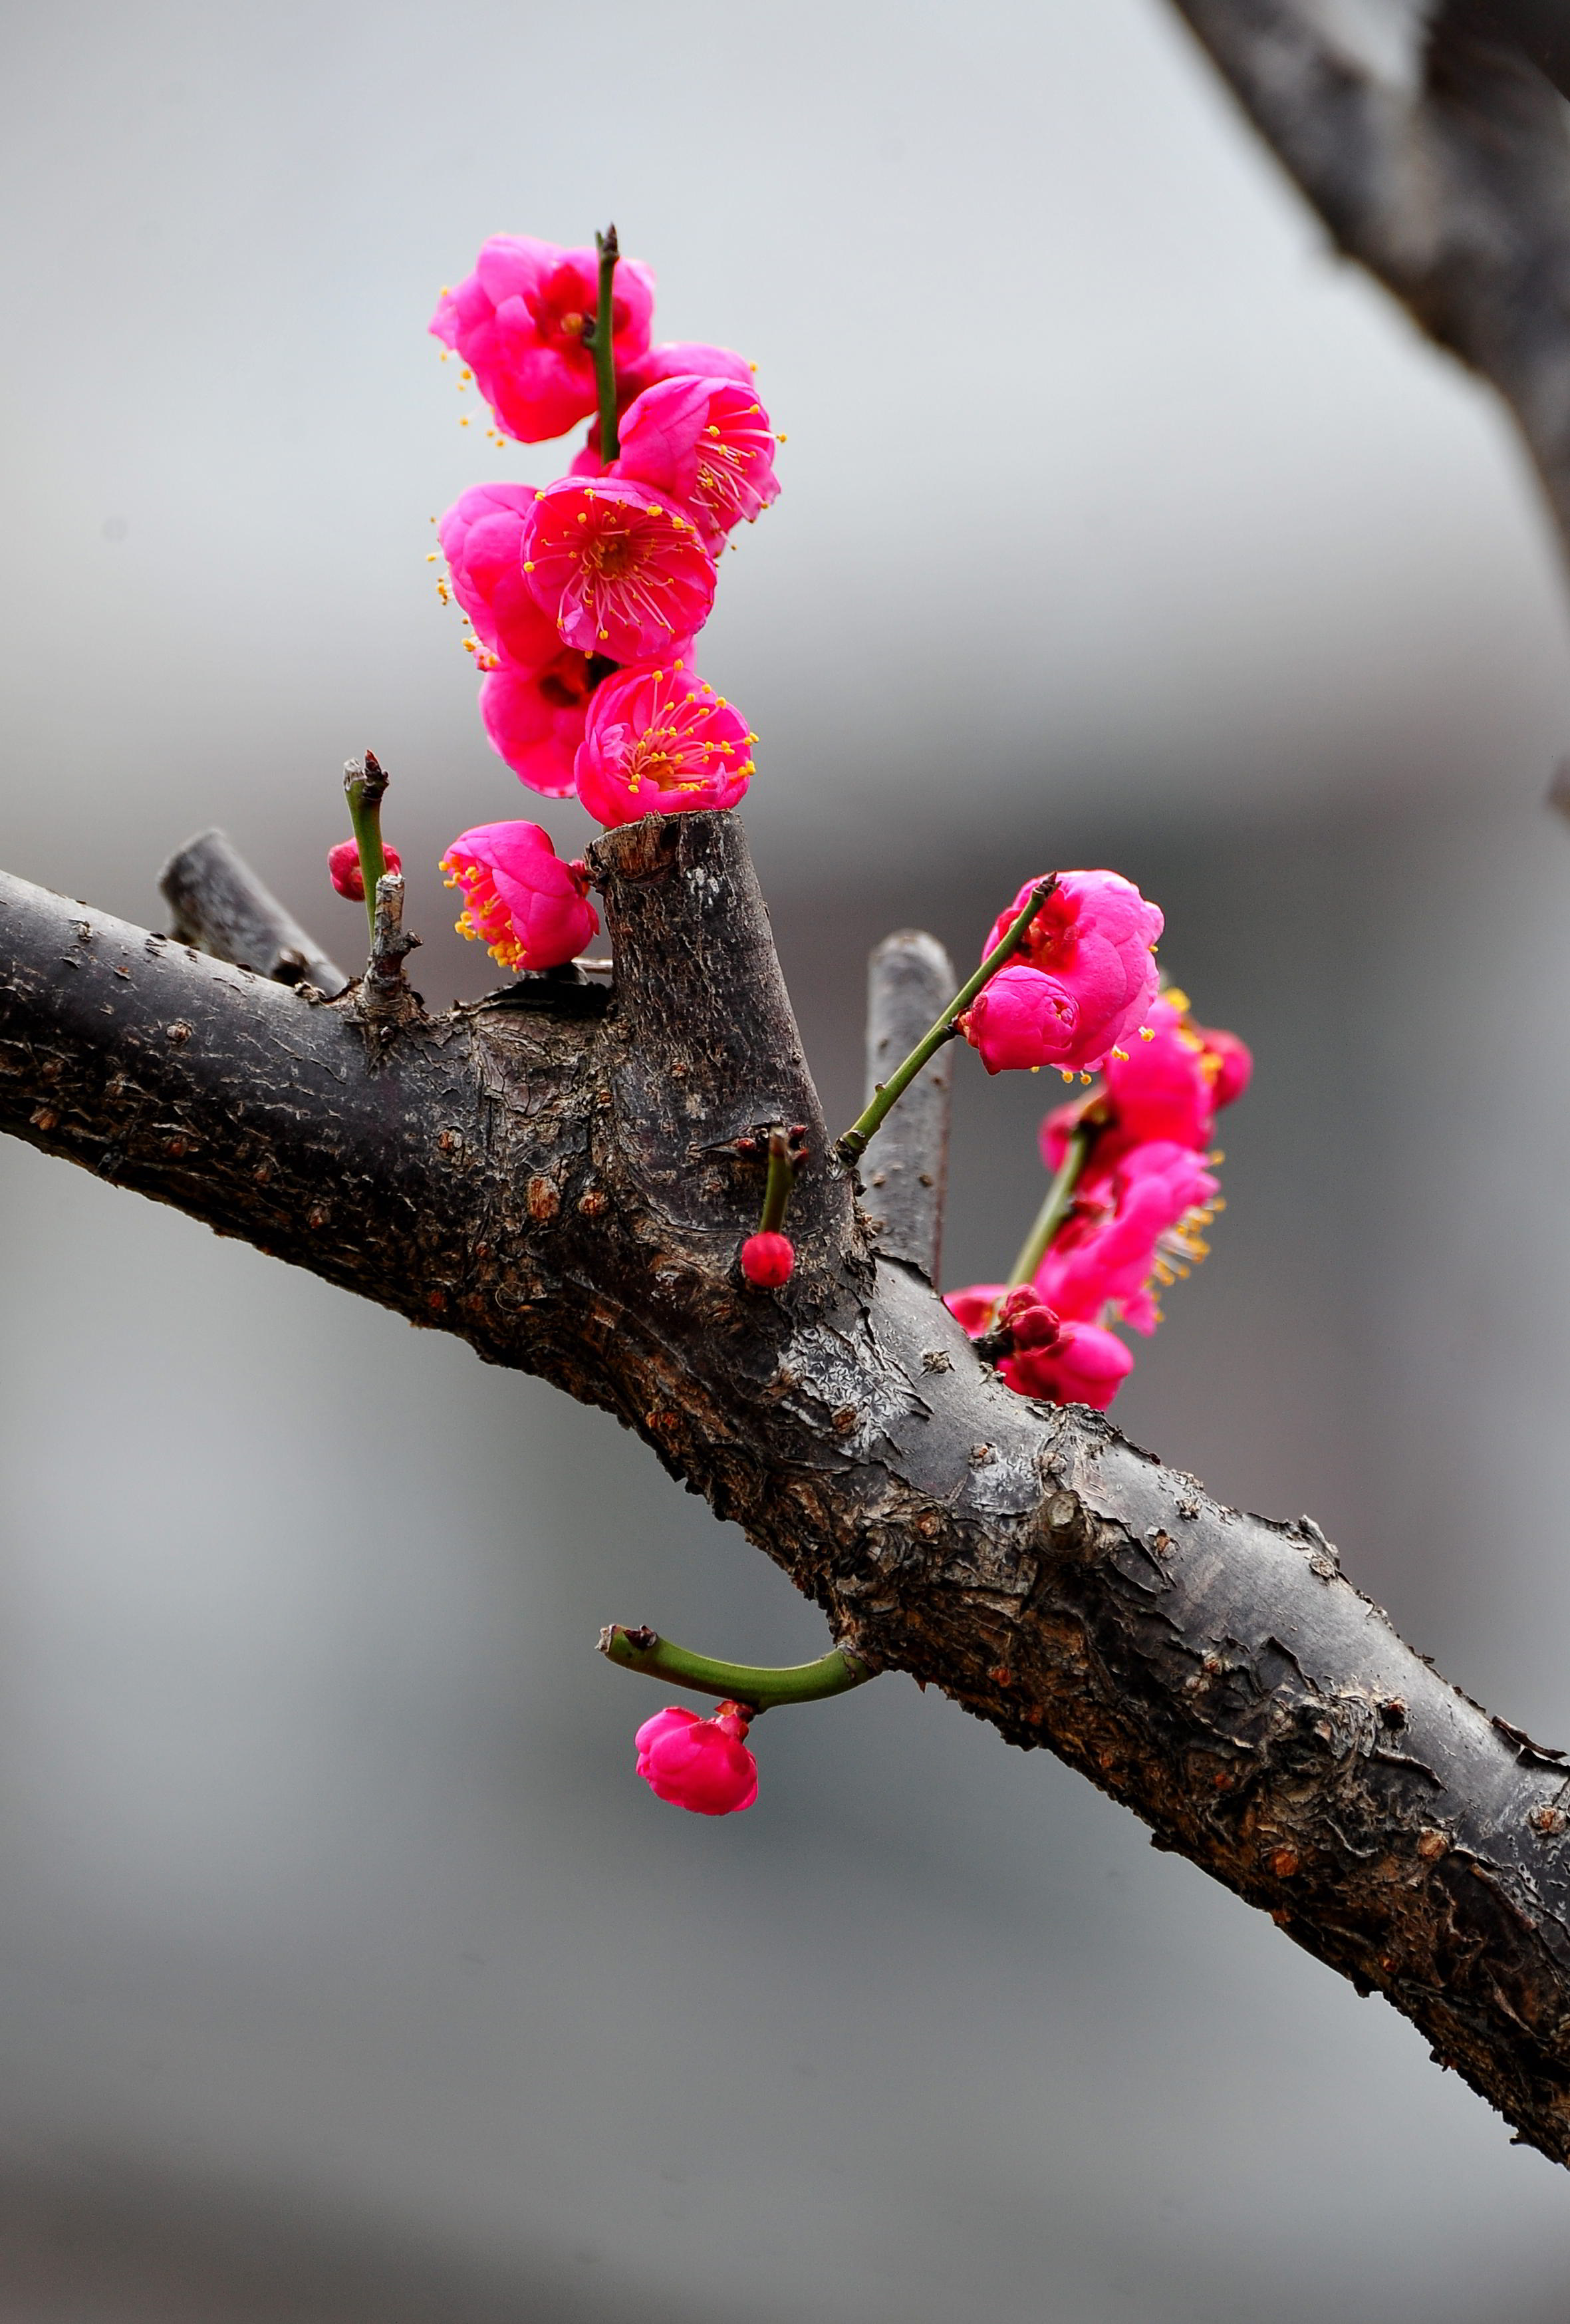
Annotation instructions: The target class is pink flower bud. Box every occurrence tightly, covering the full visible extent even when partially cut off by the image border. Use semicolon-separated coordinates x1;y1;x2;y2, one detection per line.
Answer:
429;235;656;445
440;820;598;970
575;660;755;827
741;1231;795;1287
1000;1284;1062;1350
962;871;1162;1078
634;1703;758;1816
1005;1319;1134;1410
520;477;716;664
328;840;402;901
943;1284;1133;1410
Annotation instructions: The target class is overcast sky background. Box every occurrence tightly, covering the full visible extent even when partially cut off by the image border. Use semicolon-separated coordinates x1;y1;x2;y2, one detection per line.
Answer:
4;1;1570;2318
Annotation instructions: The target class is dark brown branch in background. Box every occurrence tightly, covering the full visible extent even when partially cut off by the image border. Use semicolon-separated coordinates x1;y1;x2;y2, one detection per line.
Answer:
7;809;1570;2164
159;828;348;996
1167;0;1570;565
860;930;956;1281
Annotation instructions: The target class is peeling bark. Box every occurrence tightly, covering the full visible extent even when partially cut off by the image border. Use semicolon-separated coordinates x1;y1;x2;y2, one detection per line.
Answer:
5;811;1570;2162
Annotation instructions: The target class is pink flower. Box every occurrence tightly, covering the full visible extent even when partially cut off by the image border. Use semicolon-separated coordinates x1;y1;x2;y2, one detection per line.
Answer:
1041;994;1253;1180
942;1282;1133;1410
1204;1026;1253;1111
1005;1320;1134;1411
438;482;558;663
622;340;755;400
568;343;758;478
327;839;402;901
479;650;612;799
614;374;780;548
741;1231;794;1287
1037;1141;1220;1336
440;820;598;970
521;478;716;662
634;1703;758;1816
575;660;755;827
961;871;1163;1078
430;235;656;444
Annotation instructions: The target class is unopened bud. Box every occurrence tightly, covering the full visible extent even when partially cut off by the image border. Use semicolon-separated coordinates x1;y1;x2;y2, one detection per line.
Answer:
328;839;402;902
741;1231;795;1288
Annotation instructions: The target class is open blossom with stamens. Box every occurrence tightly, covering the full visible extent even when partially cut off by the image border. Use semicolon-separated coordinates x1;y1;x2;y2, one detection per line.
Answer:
634;1703;758;1815
1037;1141;1220;1336
944;1282;1134;1411
520;478;716;662
429;235;656;444
614;374;780;548
1041;993;1253;1177
440;820;598;970
962;871;1163;1078
569;343;759;478
575;660;755;827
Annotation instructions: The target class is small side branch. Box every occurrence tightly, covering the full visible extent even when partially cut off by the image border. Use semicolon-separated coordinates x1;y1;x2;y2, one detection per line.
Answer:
358;870;421;1030
860;930;956;1280
160;829;348;997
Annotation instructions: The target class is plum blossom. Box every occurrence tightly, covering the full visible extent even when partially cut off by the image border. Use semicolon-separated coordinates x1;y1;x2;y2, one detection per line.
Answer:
962;871;1162;1078
943;1282;1134;1411
479;651;612;799
1011;1318;1134;1409
437;482;555;662
1041;993;1253;1177
440;819;598;970
568;343;759;477
575;660;755;827
1037;1140;1220;1336
430;235;656;444
741;1231;794;1287
635;1703;758;1815
614;374;780;548
521;478;716;662
327;839;401;901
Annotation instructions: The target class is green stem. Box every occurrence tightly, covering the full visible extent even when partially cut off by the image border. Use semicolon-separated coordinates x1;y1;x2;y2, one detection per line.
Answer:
598;1624;874;1714
837;875;1057;1163
759;1125;794;1233
591;225;620;463
344;752;390;945
1007;1123;1091;1288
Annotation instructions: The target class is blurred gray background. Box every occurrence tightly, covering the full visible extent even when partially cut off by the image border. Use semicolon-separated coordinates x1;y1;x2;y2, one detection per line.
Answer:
3;0;1570;2316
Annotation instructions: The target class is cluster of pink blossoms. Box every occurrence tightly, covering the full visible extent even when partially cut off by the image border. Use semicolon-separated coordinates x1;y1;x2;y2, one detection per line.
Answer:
948;974;1251;1411
417;233;776;972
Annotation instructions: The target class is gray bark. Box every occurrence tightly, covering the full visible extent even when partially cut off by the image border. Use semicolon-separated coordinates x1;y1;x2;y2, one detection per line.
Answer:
5;810;1570;2163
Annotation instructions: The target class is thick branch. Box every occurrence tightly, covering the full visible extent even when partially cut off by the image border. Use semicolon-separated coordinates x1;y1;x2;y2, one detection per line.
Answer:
860;931;955;1281
160;828;348;996
1168;0;1570;563
6;817;1570;2162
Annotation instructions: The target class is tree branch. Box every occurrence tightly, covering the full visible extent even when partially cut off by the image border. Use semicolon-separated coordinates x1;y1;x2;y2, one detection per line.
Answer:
860;930;955;1282
6;812;1570;2161
159;827;348;996
1167;0;1570;563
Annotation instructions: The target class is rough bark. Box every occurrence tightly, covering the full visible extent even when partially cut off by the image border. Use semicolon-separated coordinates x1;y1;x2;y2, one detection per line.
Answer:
5;809;1570;2162
1168;0;1570;564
